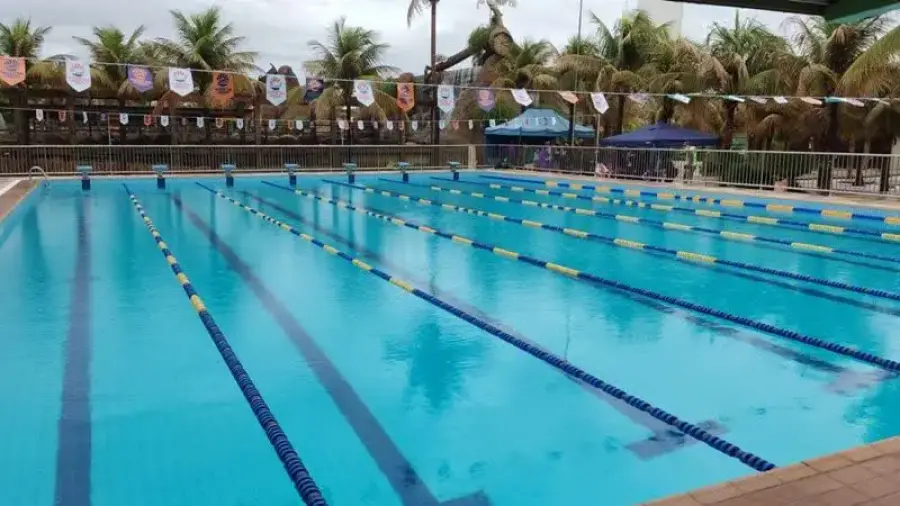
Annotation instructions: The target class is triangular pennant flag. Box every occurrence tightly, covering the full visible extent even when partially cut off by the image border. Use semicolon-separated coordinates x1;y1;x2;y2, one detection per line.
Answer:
489;119;496;127
211;72;234;105
452;120;459;130
82;111;88;124
119;113;129;125
295;120;304;130
477;88;496;112
338;119;347;130
0;56;26;86
215;117;224;128
668;93;691;104
236;118;244;130
304;77;325;102
801;97;822;105
160;115;169;127
437;85;456;114
35;109;44;122
773;96;788;104
268;119;277;130
144;115;152;126
265;74;288;106
386;121;394;131
169;68;194;97
196;117;204;128
749;96;768;104
371;120;378;130
590;92;609;114
511;89;532;107
411;120;418;131
439;120;447;130
846;98;865;107
628;93;649;104
352;80;375;106
127;65;153;93
396;82;415;111
58;110;66;122
468;120;474;130
558;91;578;105
65;59;91;92
357;120;365;130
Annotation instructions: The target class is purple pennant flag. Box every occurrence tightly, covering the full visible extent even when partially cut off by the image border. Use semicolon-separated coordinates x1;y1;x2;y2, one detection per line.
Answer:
476;88;496;112
127;65;153;93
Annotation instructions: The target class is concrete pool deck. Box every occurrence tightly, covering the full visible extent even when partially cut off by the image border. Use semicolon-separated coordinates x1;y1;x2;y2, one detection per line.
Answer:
643;437;900;505
0;179;35;223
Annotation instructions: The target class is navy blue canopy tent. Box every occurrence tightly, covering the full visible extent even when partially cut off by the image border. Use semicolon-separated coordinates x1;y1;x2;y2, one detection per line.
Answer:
600;122;719;147
485;108;594;143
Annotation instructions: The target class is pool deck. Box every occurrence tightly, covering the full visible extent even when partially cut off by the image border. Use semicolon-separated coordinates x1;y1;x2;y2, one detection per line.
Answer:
0;179;35;223
643;437;900;505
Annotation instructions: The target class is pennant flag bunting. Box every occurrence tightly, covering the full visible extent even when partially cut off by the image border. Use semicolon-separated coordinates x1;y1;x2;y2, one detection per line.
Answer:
160;115;169;127
396;82;415;112
749;96;768;104
196;117;204;128
357;120;364;131
0;56;26;86
236;118;244;130
439;120;446;130
489;119;496;127
295;120;304;130
668;93;691;104
82;112;88;124
353;80;375;106
437;85;456;114
477;88;496;112
386;120;394;131
215;117;224;128
558;91;578;105
119;113;129;125
35;109;43;122
169;68;194;97
801;97;822;105
269;119;277;130
590;92;609;114
629;93;649;104
338;119;347;130
511;89;532;107
211;72;234;105
127;65;153;93
65;59;92;92
411;120;418;131
468;120;474;130
724;95;745;103
773;96;788;104
304;77;325;102
144;114;152;126
266;74;288;106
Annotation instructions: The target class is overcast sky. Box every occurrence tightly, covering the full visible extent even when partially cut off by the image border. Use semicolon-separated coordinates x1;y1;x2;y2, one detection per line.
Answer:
3;0;796;78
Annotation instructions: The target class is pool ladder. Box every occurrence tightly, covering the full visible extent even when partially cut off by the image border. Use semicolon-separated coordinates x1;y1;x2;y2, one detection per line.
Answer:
28;166;50;188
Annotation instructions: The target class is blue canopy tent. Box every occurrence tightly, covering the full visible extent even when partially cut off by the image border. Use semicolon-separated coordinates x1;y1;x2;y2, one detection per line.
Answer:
485;108;595;143
600;121;719;147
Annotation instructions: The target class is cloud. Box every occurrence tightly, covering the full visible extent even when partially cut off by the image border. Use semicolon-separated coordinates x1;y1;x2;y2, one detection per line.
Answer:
3;0;795;78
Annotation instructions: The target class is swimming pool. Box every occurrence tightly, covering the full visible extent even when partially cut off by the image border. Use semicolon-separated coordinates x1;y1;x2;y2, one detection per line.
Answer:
2;170;900;506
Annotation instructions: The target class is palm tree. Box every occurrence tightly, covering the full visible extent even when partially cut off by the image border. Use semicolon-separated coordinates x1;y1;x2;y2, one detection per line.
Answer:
705;12;788;148
0;18;52;144
73;26;148;96
306;17;399;145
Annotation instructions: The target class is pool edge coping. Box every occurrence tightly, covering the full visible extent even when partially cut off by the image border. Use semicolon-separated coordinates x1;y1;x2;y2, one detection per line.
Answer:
0;179;37;224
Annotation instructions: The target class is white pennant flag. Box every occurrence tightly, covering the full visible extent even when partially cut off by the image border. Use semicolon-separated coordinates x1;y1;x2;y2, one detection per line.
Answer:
439;120;446;130
295;120;304;130
411;121;418;131
338;119;347;130
160;115;169;127
268;119;277;130
773;96;788;104
437;85;456;114
724;95;745;103
65;59;91;92
168;68;194;97
352;80;375;106
846;98;865;107
590;92;609;114
372;120;378;129
236;119;244;130
511;89;532;107
119;113;129;125
196;117;204;128
265;74;287;106
801;97;822;105
628;93;649;104
82;111;88;124
558;91;578;105
35;109;44;122
386;121;394;131
749;96;768;104
357;120;365;130
489;119;496;127
468;120;474;130
668;93;691;104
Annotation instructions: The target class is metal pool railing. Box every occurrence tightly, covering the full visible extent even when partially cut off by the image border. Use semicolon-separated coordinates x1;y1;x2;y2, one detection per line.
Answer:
2;143;900;198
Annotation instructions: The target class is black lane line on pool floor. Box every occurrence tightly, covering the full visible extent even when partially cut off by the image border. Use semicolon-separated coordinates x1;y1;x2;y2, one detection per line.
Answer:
54;196;92;506
297;182;896;395
373;179;900;319
244;189;728;460
171;194;489;506
425;177;900;275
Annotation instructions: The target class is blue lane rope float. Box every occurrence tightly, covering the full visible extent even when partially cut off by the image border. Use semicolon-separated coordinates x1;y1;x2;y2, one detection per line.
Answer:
401;178;900;267
200;183;778;473
479;174;900;228
123;185;328;506
301;179;900;374
474;175;900;243
349;180;900;304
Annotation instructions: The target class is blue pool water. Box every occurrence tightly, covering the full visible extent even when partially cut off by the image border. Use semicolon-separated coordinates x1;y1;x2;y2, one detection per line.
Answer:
2;171;900;506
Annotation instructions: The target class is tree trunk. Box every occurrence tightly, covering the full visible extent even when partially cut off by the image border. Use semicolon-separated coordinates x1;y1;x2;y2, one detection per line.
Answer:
15;88;30;145
818;102;840;190
118;98;127;145
722;102;736;149
614;95;626;135
854;138;870;187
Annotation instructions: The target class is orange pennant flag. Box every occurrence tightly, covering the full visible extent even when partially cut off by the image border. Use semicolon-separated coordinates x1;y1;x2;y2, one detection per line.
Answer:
0;57;26;86
211;72;234;105
396;82;415;112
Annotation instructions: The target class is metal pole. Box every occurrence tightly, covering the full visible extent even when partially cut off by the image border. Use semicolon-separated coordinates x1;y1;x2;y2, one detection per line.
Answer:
569;0;584;146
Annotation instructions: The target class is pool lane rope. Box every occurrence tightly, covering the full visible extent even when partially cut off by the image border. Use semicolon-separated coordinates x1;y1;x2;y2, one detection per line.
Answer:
199;183;778;473
286;179;900;374
480;174;900;232
468;176;900;245
338;181;900;304
407;178;900;267
123;186;328;506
